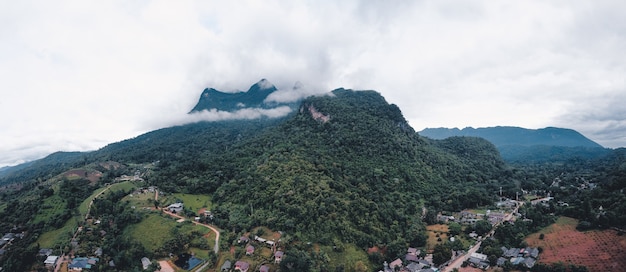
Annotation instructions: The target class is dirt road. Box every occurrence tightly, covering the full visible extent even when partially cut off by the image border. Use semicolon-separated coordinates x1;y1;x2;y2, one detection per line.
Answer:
162;209;221;254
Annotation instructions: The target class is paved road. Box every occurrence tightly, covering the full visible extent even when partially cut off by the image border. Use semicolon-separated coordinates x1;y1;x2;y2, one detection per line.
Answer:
443;201;524;272
443;240;482;272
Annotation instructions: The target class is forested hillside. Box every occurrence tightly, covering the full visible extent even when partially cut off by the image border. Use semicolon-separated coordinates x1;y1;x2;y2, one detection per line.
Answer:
147;89;506;249
1;86;625;271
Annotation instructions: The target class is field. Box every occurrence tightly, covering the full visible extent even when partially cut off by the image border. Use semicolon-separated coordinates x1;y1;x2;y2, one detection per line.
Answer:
426;224;449;251
525;216;626;271
322;243;371;271
125;213;179;252
165;193;212;214
37;217;80;248
124;189;157;209
125;213;215;253
33;194;67;224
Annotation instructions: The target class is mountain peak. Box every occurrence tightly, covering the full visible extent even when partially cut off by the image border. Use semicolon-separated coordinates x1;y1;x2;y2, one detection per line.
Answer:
189;79;279;113
249;78;277;93
419;126;602;148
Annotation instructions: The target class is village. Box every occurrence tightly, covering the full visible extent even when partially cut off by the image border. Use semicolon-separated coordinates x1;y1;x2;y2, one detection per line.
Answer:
379;196;553;272
24;167;563;272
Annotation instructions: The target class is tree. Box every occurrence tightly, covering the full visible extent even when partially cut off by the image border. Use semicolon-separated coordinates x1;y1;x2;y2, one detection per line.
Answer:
432;243;452;266
448;222;462;236
280;249;312;272
474;220;492;236
354;261;368;272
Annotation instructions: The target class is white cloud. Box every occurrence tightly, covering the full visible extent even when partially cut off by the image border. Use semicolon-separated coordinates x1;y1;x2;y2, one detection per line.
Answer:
1;0;625;167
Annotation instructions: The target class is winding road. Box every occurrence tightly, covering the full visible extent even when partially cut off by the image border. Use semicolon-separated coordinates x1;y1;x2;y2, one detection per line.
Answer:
157;189;221;254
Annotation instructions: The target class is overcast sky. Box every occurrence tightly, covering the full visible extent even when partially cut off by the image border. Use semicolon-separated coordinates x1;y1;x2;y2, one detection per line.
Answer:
1;1;625;167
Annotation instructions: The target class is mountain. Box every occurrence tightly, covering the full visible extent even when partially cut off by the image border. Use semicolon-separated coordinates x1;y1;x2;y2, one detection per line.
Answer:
419;126;609;163
0;151;86;185
189;78;279;112
419;126;602;148
147;88;507;247
3;81;626;271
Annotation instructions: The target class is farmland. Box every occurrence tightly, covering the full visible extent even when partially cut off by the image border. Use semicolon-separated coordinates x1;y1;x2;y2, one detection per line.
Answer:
426;224;449;251
525;216;626;271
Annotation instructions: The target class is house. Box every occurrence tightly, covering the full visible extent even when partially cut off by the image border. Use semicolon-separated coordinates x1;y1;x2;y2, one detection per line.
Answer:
94;247;103;257
238;236;250;244
235;260;250;272
468;257;490;269
221;260;232;271
405;253;419;262
274;251;284;263
246;245;255;255
488;212;507;225
38;248;53;256
523;257;536;268
503;247;520;258
406;262;421;272
69;257;99;271
407;247;420;256
259;265;270;272
470;252;488;261
389;258;403;270
141;257;151;270
511;256;524;265
530;248;539;258
497;257;507;266
167;202;184;213
44;255;59;268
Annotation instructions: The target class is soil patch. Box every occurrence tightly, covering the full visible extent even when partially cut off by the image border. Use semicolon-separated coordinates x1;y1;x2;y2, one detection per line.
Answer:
525;217;626;271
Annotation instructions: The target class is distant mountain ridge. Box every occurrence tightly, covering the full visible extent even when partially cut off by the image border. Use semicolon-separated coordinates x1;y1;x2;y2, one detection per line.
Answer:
189;78;280;112
419;126;603;148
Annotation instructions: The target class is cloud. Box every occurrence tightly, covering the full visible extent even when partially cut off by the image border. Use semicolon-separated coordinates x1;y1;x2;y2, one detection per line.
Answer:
1;0;626;166
168;106;295;127
265;82;327;103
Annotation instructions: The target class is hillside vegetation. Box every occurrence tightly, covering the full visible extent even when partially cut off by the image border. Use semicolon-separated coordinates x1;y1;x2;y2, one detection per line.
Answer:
148;89;506;249
2;86;624;271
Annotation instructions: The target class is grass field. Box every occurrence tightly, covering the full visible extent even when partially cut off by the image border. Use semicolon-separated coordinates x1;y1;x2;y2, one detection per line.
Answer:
426;224;449;251
124;190;157;209
37;216;80;248
525;216;626;271
126;213;178;252
166;193;212;214
126;212;215;253
323;243;371;271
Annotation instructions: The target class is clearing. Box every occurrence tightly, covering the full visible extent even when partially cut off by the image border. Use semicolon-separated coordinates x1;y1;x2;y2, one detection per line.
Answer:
525;216;626;271
426;224;449;251
164;193;212;214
